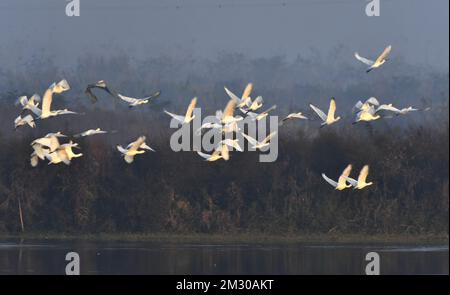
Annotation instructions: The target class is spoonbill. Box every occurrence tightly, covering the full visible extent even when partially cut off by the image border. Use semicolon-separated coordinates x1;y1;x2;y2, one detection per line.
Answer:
355;45;392;73
241;131;277;150
197;143;230;162
321;164;353;190
279;112;308;125
31;132;66;153
74;128;108;138
46;141;83;165
164;97;197;125
14;115;36;129
219;139;243;152
40;79;75;119
345;165;374;189
117;90;161;108
117;136;155;164
309;98;340;127
247;105;277;121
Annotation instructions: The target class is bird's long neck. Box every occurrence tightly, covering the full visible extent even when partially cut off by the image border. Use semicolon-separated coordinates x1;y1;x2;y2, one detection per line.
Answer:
41;88;54;110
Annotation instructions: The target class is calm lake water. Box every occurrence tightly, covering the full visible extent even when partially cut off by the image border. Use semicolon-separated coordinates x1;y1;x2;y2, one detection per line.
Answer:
0;240;448;275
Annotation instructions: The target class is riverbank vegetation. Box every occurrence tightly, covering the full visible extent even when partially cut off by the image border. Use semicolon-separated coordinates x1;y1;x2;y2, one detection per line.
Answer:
0;53;448;237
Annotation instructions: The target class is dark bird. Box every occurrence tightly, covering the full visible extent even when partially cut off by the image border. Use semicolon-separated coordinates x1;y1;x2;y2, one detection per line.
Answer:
85;80;118;103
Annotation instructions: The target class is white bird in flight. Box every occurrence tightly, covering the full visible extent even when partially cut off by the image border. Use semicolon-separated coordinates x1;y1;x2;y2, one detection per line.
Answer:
164;97;197;125
354;107;383;123
30;132;77;167
39;79;77;119
224;84;254;109
246;105;277;121
31;132;66;153
74;128;108;138
197;143;230;162
30;143;51;167
241;131;277;150
219;138;243;152
16;94;41;107
17;94;42;116
279;112;308;125
321;164;353;190
46;141;83;165
117;90;161;108
243;96;264;113
352;97;380;114
196;122;223;135
309;98;341;127
14;115;36;129
355;45;392;73
381;105;419;116
345;165;374;189
355;103;419;123
117;136;155;164
238;83;254;109
220;98;243;125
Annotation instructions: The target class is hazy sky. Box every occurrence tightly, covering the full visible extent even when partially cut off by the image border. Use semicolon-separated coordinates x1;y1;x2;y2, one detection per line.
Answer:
0;0;448;71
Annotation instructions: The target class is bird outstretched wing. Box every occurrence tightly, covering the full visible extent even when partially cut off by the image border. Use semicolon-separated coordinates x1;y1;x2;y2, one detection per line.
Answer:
309;104;327;121
355;52;375;66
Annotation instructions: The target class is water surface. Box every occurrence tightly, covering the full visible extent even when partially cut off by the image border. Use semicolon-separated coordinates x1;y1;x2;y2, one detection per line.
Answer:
0;240;447;275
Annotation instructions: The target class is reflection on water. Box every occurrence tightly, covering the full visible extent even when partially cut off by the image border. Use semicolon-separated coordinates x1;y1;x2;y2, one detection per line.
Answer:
0;240;448;275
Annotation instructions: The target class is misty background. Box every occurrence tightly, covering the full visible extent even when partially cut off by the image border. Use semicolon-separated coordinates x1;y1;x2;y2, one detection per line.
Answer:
0;0;448;70
0;1;448;234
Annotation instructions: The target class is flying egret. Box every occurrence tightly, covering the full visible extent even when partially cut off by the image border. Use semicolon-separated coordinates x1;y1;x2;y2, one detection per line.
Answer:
74;128;108;138
321;164;353;190
196;122;223;135
241;96;264;113
40;79;76;119
379;105;419;115
16;94;41;107
31;132;66;153
246;105;277;121
220;98;243;125
345;165;374;189
219;139;243;152
241;131;277;150
224;84;254;109
196;150;224;162
164;97;197;125
355;45;392;73
17;94;42;117
309;98;341;127
352;97;380;114
196;143;230;162
14;115;36;129
117;136;154;164
30;144;50;167
46;141;83;165
279;112;308;125
353;106;382;123
117;90;161;108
